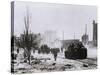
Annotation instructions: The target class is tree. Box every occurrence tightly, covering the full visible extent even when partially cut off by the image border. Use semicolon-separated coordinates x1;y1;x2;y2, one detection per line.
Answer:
64;42;87;59
23;8;38;64
20;33;38;64
40;44;50;54
15;8;40;64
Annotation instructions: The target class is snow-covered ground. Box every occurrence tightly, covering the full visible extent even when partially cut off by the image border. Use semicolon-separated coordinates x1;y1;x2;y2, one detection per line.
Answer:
87;47;97;58
13;47;97;73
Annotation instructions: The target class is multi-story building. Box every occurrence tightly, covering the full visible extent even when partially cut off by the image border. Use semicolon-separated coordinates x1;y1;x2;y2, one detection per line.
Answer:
41;30;61;48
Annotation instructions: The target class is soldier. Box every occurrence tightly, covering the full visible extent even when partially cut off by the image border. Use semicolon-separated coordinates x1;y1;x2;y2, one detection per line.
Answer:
17;48;19;53
54;51;57;61
51;48;59;61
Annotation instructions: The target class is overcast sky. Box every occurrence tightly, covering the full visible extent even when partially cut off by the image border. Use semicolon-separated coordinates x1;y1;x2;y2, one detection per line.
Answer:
14;1;97;41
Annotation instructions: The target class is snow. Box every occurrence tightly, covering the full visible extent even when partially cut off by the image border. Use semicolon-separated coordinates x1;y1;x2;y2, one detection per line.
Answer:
13;47;97;73
87;47;97;58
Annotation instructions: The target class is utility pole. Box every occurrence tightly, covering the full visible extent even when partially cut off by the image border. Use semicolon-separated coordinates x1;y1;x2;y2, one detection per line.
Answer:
62;31;64;41
74;32;75;39
85;24;87;35
61;31;64;52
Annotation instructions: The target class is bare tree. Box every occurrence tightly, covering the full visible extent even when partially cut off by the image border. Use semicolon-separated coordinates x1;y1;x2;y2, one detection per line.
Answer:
15;8;39;64
22;8;35;64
